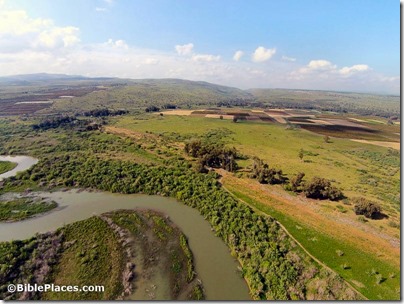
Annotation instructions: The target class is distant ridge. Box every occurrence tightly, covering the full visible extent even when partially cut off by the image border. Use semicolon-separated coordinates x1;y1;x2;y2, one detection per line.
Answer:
0;73;117;85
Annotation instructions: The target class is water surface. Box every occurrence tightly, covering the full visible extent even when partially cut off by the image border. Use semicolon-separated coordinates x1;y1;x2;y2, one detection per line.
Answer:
0;190;251;300
0;155;38;181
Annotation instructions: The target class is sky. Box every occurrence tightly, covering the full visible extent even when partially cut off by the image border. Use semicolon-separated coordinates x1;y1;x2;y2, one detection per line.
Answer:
0;0;400;94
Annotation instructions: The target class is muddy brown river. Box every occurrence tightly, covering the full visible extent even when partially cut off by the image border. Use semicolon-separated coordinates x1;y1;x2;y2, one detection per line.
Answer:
0;190;251;300
0;155;38;181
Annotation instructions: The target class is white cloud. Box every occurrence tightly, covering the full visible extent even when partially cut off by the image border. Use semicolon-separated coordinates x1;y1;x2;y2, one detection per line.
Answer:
95;7;107;12
175;43;194;56
0;8;80;52
103;0;115;4
233;50;244;61
106;39;128;49
191;54;220;62
307;59;336;70
281;55;296;62
37;26;80;49
0;7;398;94
252;46;276;62
339;64;370;75
0;10;52;35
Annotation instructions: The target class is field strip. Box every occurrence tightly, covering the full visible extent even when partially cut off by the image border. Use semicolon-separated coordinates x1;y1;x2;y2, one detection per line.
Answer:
220;182;368;300
221;175;400;265
350;139;400;150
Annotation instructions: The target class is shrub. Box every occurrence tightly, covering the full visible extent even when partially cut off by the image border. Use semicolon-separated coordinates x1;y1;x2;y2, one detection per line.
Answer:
336;250;344;257
290;172;305;192
303;177;344;201
352;197;382;219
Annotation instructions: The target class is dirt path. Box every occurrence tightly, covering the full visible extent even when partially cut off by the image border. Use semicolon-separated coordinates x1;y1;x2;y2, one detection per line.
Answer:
217;170;399;268
350;139;400;150
220;181;367;300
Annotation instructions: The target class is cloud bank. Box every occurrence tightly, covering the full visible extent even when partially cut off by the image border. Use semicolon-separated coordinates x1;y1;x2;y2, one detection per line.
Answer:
0;5;398;94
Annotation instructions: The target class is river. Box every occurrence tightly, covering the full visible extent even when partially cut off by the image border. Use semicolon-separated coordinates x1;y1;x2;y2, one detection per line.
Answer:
0;190;251;300
0;155;38;181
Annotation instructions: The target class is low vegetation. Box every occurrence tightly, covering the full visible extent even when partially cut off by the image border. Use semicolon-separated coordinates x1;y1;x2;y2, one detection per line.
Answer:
0;94;399;300
1;210;202;300
0;198;57;222
2;154;360;300
0;161;17;175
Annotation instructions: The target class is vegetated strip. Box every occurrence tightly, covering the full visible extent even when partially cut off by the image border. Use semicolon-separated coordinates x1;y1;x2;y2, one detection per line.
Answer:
0;160;17;175
0;198;57;222
3;154;361;300
0;209;202;300
221;183;367;300
222;182;399;300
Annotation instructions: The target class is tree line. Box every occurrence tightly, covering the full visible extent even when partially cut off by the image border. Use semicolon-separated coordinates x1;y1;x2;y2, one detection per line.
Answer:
3;154;357;300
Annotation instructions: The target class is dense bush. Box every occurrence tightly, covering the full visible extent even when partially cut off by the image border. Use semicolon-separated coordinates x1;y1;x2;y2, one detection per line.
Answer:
352;197;382;219
6;154;314;300
250;158;287;185
303;177;343;201
184;140;238;172
83;108;128;117
145;105;160;112
289;172;305;192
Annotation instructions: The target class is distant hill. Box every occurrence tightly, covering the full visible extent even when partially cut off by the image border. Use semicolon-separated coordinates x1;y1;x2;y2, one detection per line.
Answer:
248;88;400;117
45;78;255;114
0;73;90;85
0;73;399;118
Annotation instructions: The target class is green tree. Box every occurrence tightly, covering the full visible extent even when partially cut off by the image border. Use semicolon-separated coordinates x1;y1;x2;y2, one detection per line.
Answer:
298;149;304;162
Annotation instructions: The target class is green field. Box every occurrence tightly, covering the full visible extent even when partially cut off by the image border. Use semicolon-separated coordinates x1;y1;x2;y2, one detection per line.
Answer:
0;161;17;175
113;114;400;215
0;198;57;222
0;105;399;300
111;113;400;299
225;185;399;300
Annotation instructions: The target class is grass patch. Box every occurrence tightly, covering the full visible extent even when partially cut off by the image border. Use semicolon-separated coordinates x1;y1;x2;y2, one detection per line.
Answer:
226;185;399;300
43;216;125;300
0;198;57;221
0;161;17;175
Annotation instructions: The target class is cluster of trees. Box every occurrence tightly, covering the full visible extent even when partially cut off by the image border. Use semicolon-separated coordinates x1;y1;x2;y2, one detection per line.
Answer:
5;153;349;300
249;159;343;201
32;116;102;132
82;109;128;117
184;140;238;172
145;105;160;112
303;177;344;201
352;197;382;219
32;116;76;130
161;104;177;109
249;158;287;184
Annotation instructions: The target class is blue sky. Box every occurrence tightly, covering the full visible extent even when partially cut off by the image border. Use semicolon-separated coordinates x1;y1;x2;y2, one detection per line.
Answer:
0;0;400;94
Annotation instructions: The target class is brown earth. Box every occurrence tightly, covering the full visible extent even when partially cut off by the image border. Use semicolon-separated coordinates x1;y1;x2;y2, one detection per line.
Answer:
218;170;400;268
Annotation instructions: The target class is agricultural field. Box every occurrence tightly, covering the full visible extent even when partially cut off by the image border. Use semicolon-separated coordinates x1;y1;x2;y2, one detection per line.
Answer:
111;110;400;299
0;76;400;300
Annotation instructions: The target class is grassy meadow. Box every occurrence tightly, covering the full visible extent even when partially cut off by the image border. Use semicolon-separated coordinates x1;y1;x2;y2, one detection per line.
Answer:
112;113;400;300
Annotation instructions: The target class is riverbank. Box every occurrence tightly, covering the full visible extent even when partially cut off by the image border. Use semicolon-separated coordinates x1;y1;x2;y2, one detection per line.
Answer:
1;209;204;300
0;155;38;181
0;190;250;300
